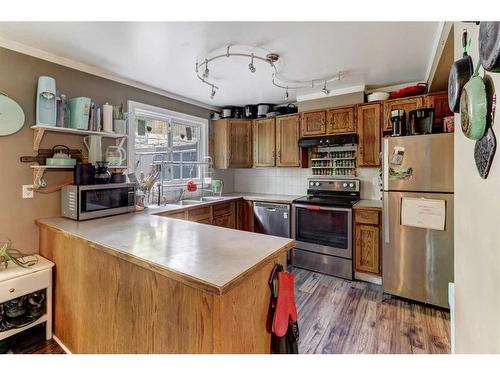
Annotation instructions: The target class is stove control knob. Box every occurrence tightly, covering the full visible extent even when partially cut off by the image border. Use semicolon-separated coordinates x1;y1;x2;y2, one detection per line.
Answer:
343;183;348;188
310;181;315;186
349;183;355;188
315;182;320;187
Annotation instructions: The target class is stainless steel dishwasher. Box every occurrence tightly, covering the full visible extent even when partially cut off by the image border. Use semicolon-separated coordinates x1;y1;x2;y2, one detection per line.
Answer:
253;202;290;238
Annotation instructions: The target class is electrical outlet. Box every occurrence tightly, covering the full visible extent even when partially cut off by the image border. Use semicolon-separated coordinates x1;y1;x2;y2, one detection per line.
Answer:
22;185;34;199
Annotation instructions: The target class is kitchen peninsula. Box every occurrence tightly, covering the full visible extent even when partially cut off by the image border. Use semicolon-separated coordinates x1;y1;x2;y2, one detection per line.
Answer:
36;206;294;354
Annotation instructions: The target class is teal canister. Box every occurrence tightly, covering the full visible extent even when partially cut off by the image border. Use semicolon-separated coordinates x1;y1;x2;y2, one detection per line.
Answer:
68;97;91;130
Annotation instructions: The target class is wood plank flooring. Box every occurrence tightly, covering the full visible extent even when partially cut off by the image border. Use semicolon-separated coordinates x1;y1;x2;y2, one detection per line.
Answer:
2;268;450;354
293;268;451;354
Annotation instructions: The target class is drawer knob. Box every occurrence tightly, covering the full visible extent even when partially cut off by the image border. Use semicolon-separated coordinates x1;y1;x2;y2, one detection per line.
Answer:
9;288;15;293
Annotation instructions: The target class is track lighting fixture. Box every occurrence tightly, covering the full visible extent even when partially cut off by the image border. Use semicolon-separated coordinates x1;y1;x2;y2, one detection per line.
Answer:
248;53;256;73
195;45;344;99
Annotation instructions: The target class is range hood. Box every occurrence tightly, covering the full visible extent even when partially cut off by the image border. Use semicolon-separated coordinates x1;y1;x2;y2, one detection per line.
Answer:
298;134;358;148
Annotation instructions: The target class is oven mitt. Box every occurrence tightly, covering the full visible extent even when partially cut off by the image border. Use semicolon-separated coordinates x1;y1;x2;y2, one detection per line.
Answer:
272;272;298;337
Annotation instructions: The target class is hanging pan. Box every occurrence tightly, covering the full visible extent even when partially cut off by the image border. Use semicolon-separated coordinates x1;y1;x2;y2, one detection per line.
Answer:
460;61;487;140
474;127;496;179
448;30;473;113
479;21;500;72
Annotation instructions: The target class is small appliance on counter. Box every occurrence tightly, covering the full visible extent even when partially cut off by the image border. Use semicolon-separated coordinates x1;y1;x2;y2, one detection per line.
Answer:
74;163;95;185
408;108;435;135
61;183;136;221
68;97;91;130
95;161;111;184
390;109;408;137
36;76;57;126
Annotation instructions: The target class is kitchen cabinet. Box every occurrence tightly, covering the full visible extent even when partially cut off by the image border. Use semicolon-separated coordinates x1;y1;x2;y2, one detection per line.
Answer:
236;200;254;232
425;91;453;131
253;118;276;167
276;114;303;167
354;208;381;275
187;206;212;222
327;106;356;134
301;110;326;137
160;211;187;220
213;119;253;169
357;103;381;167
382;96;424;132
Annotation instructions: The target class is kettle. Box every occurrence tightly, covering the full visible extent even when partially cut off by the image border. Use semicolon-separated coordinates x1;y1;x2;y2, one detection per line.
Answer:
105;145;127;166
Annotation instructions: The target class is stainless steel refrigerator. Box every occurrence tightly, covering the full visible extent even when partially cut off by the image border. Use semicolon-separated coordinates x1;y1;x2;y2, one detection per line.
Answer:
382;133;454;308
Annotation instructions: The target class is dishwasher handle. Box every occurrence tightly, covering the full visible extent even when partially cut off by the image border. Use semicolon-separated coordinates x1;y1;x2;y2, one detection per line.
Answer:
253;202;290;212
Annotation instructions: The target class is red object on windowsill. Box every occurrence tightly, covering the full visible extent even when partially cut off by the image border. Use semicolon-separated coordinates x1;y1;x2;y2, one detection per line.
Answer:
186;180;197;192
389;83;428;99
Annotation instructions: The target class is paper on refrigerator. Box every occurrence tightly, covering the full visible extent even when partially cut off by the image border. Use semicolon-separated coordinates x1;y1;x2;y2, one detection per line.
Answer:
401;197;446;230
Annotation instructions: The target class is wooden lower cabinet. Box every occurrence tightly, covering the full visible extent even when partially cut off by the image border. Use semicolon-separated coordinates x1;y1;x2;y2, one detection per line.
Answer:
236;200;254;232
354;208;381;275
213;214;235;229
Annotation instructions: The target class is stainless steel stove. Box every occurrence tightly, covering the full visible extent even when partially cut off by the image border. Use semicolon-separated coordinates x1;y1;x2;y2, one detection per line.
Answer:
292;178;360;280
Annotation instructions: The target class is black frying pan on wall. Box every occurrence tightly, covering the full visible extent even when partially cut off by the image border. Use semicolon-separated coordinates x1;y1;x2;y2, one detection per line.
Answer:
448;29;474;113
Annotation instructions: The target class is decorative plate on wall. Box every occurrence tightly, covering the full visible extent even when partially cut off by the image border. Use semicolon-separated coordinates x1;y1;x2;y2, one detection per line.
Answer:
0;92;25;136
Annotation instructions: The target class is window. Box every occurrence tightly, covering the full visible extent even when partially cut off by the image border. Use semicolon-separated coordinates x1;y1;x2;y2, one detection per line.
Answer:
127;101;208;185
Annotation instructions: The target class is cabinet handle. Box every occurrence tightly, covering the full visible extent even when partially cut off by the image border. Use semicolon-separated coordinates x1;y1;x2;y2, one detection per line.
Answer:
9;288;15;293
278;150;281;160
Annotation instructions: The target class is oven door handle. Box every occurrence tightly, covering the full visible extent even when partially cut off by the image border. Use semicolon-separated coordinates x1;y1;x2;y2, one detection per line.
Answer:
292;204;352;212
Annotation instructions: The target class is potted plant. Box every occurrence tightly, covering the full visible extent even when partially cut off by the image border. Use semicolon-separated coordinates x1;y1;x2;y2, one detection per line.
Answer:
0;238;38;269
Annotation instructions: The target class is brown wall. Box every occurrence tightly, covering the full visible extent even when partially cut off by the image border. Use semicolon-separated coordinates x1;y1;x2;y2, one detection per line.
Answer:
0;47;211;253
297;91;364;112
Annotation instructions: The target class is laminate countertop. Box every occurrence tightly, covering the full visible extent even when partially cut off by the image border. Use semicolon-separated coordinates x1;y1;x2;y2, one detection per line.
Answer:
353;199;383;210
36;212;295;295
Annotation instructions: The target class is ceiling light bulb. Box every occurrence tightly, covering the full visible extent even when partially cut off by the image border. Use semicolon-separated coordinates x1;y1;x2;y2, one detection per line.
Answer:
202;59;209;78
249;53;256;73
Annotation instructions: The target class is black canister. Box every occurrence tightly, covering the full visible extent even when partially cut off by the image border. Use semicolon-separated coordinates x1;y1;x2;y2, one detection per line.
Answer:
74;163;95;185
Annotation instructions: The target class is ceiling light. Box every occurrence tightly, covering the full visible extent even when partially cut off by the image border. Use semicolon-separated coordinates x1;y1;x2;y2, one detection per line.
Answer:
210;85;216;99
248;53;256;73
202;59;209;79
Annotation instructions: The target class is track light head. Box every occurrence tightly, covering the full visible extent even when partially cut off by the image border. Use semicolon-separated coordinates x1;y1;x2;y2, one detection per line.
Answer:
202;59;209;78
248;53;256;73
322;80;330;96
210;86;216;99
285;87;289;100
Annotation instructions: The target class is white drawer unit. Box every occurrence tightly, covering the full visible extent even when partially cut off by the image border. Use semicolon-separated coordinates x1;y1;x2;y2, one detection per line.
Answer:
0;256;54;341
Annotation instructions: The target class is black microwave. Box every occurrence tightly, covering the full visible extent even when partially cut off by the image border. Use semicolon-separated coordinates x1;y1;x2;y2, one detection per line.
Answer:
61;183;136;221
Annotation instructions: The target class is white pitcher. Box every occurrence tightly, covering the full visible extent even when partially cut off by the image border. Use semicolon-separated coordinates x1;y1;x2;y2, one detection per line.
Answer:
83;135;102;165
105;145;127;166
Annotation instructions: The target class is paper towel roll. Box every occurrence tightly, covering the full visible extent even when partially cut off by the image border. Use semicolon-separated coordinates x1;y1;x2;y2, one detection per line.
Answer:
102;103;113;133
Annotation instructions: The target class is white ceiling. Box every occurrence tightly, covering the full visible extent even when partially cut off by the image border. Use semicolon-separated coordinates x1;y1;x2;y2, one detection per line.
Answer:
0;22;441;108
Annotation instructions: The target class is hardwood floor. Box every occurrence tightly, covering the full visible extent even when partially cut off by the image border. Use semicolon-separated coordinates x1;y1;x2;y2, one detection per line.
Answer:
293;268;451;354
2;269;450;354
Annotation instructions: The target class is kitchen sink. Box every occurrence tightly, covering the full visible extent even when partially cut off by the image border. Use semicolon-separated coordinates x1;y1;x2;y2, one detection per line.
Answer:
201;196;225;202
174;199;203;206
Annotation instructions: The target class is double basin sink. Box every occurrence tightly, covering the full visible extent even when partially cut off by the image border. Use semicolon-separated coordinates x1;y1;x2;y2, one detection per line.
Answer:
171;196;225;207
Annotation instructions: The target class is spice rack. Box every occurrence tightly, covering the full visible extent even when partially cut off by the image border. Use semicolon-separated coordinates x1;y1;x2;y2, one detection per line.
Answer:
310;146;357;177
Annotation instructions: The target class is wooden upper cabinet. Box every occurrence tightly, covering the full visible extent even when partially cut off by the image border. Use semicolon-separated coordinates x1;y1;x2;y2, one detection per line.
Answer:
276;114;302;167
213;119;253;169
357;103;381;167
425;91;453;131
301;110;326;137
327;106;356;134
382;96;424;131
253;118;276;167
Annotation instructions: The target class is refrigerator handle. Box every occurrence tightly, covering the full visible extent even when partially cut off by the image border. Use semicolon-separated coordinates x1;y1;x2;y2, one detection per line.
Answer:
383;192;390;244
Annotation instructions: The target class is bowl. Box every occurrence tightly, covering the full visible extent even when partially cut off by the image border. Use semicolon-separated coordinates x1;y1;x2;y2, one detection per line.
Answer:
367;92;390;102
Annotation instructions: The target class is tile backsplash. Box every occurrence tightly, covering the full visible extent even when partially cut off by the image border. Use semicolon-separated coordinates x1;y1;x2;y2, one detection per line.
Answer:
228;167;382;200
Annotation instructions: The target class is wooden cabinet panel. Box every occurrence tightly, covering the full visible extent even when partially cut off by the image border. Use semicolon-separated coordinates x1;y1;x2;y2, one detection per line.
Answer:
159;211;187;220
357;103;381;167
253;118;276;167
213;119;253;169
382;96;424;131
327;106;356;134
213;201;235;218
425;91;453;131
301;110;326;137
196;218;212;225
213;214;235;229
236;200;254;232
187;206;212;222
355;223;380;275
276;115;301;167
355;209;380;225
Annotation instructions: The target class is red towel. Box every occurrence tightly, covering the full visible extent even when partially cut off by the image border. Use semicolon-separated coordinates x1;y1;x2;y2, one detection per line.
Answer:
272;272;298;337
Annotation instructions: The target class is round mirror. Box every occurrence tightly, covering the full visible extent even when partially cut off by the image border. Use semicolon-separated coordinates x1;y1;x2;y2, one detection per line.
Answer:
0;93;25;136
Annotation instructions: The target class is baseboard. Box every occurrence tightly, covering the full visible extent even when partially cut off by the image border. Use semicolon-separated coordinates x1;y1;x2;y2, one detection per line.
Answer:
53;335;72;354
355;271;382;285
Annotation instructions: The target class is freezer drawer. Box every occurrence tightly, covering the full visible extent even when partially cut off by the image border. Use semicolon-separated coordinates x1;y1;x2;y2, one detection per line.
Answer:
383;191;454;308
292;248;353;280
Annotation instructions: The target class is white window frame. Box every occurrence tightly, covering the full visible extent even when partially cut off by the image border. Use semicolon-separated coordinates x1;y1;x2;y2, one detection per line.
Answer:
127;100;209;185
